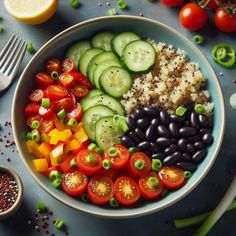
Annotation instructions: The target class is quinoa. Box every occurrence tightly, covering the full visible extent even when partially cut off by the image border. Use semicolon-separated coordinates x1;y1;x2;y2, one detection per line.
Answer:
121;41;214;115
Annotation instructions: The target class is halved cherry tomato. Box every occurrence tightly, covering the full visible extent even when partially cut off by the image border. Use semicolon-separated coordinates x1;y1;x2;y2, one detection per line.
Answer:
35;72;54;87
29;89;44;103
87;175;113;205
104;145;130;170
69;72;93;89
160;0;184;7
38;106;55;120
54;97;75;113
46;58;61;74
38;120;54;133
58;72;75;89
128;152;151;177
158;166;185;190
139;172;163;200
62;170;88;196
24;103;40;116
62;59;75;73
75;149;102;175
100;169;120;181
114;176;140;206
26;115;42;127
70;83;89;98
46;85;68;100
67;103;83;121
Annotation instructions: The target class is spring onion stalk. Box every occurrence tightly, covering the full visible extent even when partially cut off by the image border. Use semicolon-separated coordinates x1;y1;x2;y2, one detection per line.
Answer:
107;8;117;16
194;175;236;236
27;42;36;54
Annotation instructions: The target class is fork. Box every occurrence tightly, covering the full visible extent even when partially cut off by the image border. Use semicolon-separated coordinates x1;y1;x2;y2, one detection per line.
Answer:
0;35;27;92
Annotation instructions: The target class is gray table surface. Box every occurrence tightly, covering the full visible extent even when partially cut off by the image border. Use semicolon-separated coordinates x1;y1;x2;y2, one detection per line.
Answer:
0;1;236;235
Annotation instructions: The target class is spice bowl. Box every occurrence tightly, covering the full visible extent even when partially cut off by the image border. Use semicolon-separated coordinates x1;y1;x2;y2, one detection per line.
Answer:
0;165;24;220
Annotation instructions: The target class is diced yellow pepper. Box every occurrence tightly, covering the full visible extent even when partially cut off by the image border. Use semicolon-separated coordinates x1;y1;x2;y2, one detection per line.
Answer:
64;139;82;153
74;127;88;143
26;140;44;159
71;122;83;133
54;119;67;131
38;142;51;160
49;128;72;145
50;142;64;166
33;158;48;172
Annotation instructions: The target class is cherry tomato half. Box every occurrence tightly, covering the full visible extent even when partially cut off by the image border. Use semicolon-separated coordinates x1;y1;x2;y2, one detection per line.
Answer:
54;97;75;113
46;58;61;74
62;170;88;196
70;83;89;98
62;59;75;73
67;103;83;121
87;175;113;205
114;176;140;206
160;0;184;7
58;72;75;89
29;89;44;103
75;149;102;175
46;85;68;100
139;172;163;200
38;120;54;133
35;72;54;87
24;103;40;116
38;106;55;120
69;72;93;89
158;166;185;190
26;115;42;127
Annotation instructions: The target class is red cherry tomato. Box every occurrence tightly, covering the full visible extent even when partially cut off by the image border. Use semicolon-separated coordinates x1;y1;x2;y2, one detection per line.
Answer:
139;172;163;200
26;115;42;127
87;175;114;205
203;0;226;9
54;97;75;113
214;8;236;32
69;72;93;89
35;72;54;87
46;85;68;100
24;103;40;116
29;89;44;103
38;106;55;120
104;145;130;170
70;83;89;98
58;72;75;89
100;169;120;181
114;176;140;206
158;166;185;189
38;120;54;133
75;149;102;175
67;103;83;121
179;3;208;31
160;0;184;7
62;170;88;196
128;152;151;177
46;58;61;74
62;59;75;73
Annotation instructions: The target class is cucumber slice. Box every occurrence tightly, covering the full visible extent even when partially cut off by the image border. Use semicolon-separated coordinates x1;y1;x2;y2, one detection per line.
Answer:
123;40;156;72
81;94;124;115
95;116;124;150
66;40;91;69
91;31;115;51
81;105;115;141
79;48;103;76
99;66;132;98
111;32;141;57
93;60;121;89
86;89;104;99
87;51;118;84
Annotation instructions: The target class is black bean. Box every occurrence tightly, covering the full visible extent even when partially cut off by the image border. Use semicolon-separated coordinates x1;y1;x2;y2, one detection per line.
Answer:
151;118;159;127
192;149;208;163
151;152;166;160
171;138;178;144
170;114;185;123
126;116;135;131
182;100;194;110
133;108;145;119
156;137;171;147
137;141;151;151
176;162;197;171
194;141;205;150
179;127;197;137
143;107;159;116
134;128;145;140
121;135;135;148
164;144;177;155
190;111;200;129
199;128;211;135
186;144;195;153
146;124;156;141
136;117;150;130
198;114;209;128
177;138;187;151
128;132;141;145
181;153;192;161
169;122;178;137
163;152;181;165
202;133;213;145
160;110;170;125
184;121;191;127
150;142;160;154
157;125;169;138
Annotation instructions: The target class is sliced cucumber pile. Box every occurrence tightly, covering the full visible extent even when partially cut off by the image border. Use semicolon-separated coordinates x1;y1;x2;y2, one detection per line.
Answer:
91;31;115;51
86;89;104;99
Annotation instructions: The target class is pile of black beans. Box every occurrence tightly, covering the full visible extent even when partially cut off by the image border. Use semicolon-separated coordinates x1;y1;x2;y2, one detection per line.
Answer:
121;105;214;172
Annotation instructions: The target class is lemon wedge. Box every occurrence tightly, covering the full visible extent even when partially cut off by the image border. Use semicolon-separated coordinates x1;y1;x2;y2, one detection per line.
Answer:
4;0;58;25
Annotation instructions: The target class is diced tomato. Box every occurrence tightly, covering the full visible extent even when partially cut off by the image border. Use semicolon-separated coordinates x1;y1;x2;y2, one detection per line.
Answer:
54;97;75;113
29;89;44;103
46;58;61;74
26;115;42;127
58;72;75;89
24;103;40;116
38;106;55;120
35;72;54;87
62;59;75;73
38;120;54;133
46;85;68;100
70;83;89;98
87;175;113;205
68;72;93;89
59;156;74;173
67;103;83;121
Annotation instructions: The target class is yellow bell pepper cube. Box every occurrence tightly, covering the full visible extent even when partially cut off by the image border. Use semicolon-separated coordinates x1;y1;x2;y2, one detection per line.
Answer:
38;142;51;160
71;122;83;133
64;139;82;153
33;158;48;172
26;140;44;159
50;142;64;166
54;119;67;131
74;127;88;143
49;128;72;145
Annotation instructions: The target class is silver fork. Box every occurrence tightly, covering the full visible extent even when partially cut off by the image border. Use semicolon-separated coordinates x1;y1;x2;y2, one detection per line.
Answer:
0;35;27;91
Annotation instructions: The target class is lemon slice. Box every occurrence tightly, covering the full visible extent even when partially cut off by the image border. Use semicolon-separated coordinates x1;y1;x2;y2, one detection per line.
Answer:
4;0;58;25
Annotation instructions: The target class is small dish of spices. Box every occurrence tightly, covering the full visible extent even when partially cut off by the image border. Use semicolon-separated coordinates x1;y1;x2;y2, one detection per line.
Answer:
0;165;23;220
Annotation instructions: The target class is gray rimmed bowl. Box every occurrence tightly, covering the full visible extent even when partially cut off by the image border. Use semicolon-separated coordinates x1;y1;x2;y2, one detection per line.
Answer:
12;16;225;218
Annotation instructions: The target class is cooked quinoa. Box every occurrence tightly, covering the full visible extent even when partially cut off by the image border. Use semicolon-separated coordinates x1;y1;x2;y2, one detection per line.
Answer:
121;41;214;115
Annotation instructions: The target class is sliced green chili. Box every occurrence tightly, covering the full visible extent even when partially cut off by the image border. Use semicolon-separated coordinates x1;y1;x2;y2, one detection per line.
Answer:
37;201;47;213
194;104;206;114
152;159;162;172
102;159;112;170
128;147;139;153
88;143;97;151
175;106;187;117
107;8;117;16
107;147;118;157
67;118;77;128
70;0;80;8
57;109;67;120
86;154;95;163
54;218;64;230
27;42;36;54
147;177;159;188
69;158;77;167
134;159;145;170
80;193;89;202
51;71;59;80
109;197;119;207
31;130;40;143
193;35;204;45
51;178;62;189
117;0;128;9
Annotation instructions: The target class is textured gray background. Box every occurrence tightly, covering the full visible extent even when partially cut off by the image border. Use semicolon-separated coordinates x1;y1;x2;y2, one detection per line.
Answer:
0;0;236;235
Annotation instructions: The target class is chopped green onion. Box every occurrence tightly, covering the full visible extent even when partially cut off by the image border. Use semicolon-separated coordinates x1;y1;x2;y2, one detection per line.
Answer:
41;133;49;142
184;171;192;180
31;120;40;129
31;130;40;143
80;193;89;202
49;170;61;182
27;42;36;54
107;8;117;16
134;159;145;170
57;109;67;120
26;132;32;140
0;24;3;33
41;98;51;108
70;0;80;8
95;147;103;154
194;104;206;114
69;158;77;167
128;147;139;153
67;118;77;128
107;147;118;157
51;71;59;80
193;35;204;45
109;197;119;207
117;0;128;9
147;176;159;188
88;143;97;151
119;117;129;133
51;178;62;189
37;201;47;213
54;218;64;230
175;106;187;117
152;159;162;172
102;159;112;170
86;154;95;163
113;115;121;126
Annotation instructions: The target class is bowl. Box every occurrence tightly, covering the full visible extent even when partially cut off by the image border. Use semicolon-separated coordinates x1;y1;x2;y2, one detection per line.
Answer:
0;165;24;220
12;16;225;218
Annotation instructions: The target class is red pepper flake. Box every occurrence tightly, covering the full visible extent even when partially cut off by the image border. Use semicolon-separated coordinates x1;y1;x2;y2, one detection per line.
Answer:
5;157;11;162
